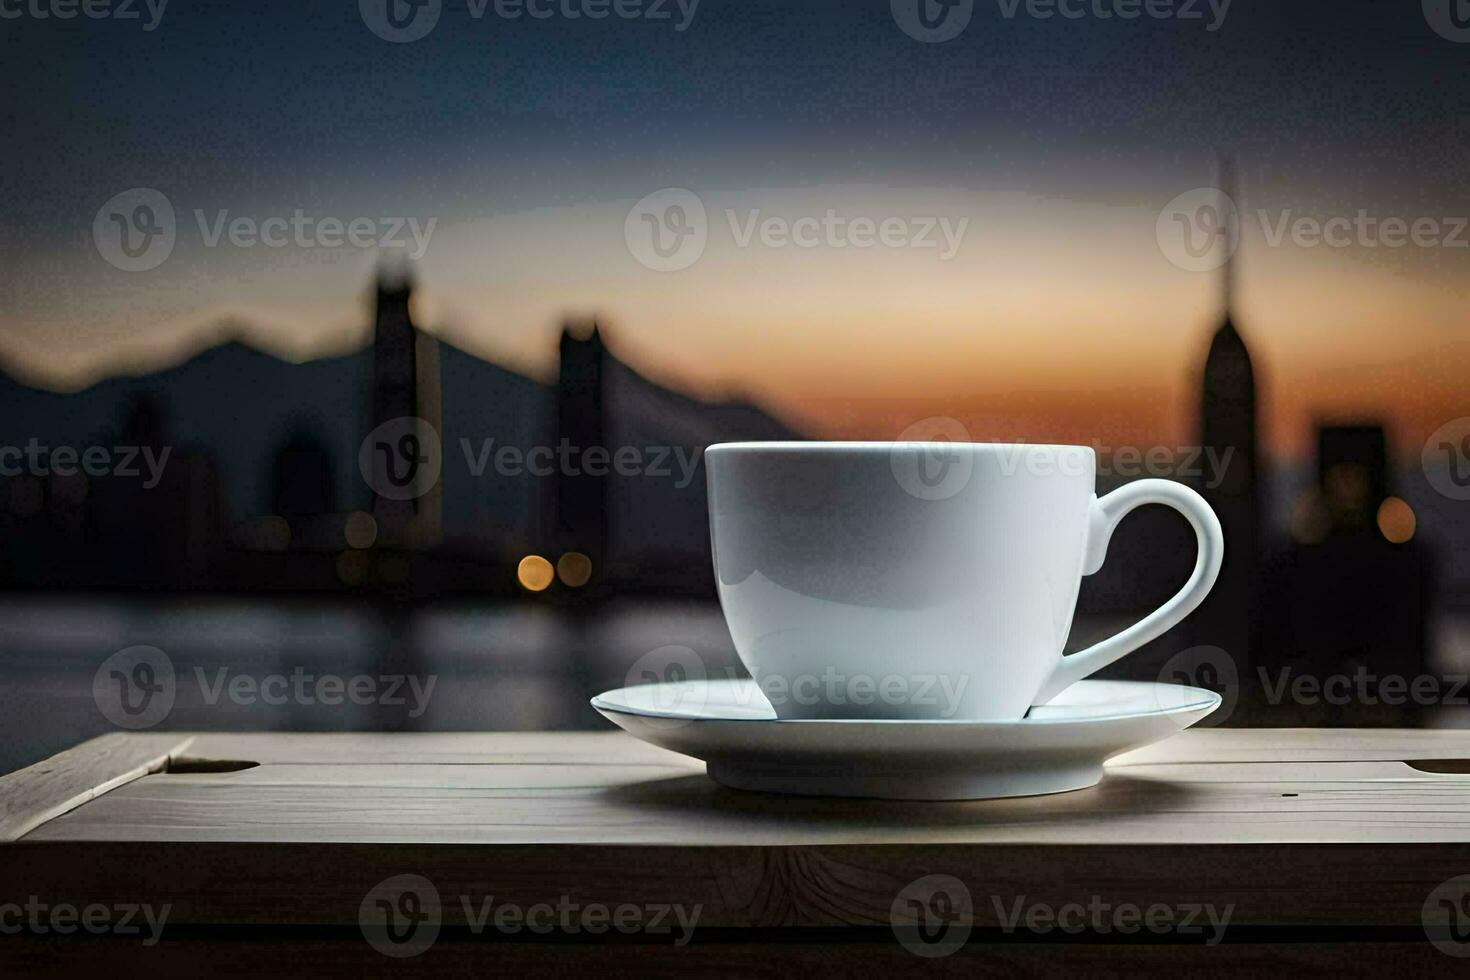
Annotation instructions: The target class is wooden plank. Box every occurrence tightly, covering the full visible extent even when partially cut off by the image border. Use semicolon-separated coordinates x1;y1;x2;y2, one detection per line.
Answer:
25;755;1470;845
15;730;1470;847
178;726;1470;769
10;730;1470;965
7;730;1470;953
1114;727;1470;765
2;841;1467;928
0;733;195;842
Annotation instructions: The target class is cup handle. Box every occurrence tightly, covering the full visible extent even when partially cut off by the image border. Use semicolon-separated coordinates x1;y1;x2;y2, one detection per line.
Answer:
1032;479;1224;705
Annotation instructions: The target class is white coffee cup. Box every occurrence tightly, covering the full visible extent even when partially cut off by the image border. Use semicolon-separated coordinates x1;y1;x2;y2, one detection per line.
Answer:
706;442;1223;721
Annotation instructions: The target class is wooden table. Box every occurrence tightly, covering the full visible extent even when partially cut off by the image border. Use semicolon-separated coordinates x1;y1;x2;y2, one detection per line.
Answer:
5;729;1470;976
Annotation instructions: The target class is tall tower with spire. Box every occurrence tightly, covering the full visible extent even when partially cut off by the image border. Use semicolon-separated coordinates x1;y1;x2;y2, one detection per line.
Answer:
1194;153;1261;672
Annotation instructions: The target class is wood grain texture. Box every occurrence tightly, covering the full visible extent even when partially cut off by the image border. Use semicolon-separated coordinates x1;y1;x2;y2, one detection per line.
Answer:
0;732;194;842
4;840;1468;927
1113;727;1470;765
5;729;1470;968
19;731;1470;845
170;726;1470;766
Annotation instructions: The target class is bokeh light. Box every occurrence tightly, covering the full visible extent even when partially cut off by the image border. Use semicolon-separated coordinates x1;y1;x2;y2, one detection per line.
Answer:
1376;496;1416;544
556;552;593;588
517;555;555;592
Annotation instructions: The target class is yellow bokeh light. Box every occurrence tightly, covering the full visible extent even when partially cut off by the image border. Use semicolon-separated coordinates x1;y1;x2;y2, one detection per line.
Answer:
344;510;378;550
556;551;593;588
1376;496;1416;544
517;555;555;592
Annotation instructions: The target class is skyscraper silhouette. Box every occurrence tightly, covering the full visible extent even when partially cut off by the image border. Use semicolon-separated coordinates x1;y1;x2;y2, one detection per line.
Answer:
556;324;608;572
366;265;442;548
369;266;420;536
1193;155;1261;673
1258;423;1433;725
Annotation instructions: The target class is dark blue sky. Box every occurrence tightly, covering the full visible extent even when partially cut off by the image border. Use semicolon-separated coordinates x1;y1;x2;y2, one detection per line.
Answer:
4;0;1465;239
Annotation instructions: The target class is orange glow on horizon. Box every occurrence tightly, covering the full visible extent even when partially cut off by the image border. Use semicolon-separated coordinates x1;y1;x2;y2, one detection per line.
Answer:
5;188;1468;461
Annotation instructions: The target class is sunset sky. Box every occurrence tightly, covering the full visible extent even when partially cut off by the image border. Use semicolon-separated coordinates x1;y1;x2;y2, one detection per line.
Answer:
3;0;1467;459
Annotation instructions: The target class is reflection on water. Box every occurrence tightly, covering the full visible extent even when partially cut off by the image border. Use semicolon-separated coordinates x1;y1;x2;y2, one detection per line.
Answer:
0;595;744;776
4;595;1470;776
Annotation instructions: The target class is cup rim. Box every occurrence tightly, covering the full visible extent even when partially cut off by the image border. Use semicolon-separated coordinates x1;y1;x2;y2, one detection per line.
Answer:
707;441;1096;456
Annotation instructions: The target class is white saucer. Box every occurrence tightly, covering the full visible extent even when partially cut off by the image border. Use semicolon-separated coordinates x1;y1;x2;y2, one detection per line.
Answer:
591;678;1220;800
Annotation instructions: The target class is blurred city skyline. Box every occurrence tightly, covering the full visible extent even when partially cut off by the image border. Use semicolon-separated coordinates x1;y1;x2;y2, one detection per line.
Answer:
4;0;1469;459
3;213;1466;462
